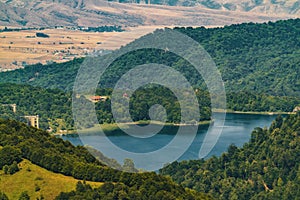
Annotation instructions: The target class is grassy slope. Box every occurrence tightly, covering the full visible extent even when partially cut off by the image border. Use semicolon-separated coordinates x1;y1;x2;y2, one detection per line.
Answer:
0;159;103;200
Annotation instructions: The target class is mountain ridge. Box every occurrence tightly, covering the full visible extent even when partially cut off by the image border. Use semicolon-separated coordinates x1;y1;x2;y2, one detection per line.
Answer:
0;0;297;27
114;0;300;15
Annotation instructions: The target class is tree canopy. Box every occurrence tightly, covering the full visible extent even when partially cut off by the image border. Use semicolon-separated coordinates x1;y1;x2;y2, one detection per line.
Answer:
160;112;300;199
0;19;299;97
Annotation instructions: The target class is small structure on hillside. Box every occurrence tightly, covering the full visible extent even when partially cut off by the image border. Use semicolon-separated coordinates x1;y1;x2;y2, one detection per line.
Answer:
293;106;300;113
23;115;39;129
89;96;107;103
123;93;129;99
1;104;17;113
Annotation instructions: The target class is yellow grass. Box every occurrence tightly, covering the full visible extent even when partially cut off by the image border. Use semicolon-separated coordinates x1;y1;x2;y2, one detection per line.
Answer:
0;27;162;70
0;159;103;200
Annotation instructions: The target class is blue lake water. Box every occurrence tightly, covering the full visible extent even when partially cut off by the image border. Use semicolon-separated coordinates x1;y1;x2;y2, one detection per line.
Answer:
62;113;279;171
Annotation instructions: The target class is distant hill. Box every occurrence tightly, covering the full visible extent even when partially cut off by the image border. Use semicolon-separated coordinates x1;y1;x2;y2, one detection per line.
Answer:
0;19;299;97
160;112;300;199
114;0;300;15
0;0;296;27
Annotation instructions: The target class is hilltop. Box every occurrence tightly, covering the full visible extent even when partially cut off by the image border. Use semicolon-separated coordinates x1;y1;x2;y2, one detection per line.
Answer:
115;0;300;15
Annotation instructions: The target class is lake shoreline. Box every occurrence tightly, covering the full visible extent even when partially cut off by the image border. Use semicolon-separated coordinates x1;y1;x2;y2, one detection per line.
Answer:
53;110;294;135
53;120;212;136
61;113;279;168
213;109;294;115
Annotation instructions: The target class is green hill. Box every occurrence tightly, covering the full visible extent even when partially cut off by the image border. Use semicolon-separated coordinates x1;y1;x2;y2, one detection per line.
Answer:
0;118;211;200
0;159;103;200
0;19;299;97
160;112;300;199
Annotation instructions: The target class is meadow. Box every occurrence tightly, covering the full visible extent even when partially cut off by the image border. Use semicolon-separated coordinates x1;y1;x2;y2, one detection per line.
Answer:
0;159;103;200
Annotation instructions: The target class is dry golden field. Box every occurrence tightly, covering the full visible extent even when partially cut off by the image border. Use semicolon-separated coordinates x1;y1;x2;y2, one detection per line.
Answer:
0;26;165;70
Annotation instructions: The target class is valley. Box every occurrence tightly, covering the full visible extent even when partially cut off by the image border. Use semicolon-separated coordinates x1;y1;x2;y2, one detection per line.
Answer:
0;1;299;198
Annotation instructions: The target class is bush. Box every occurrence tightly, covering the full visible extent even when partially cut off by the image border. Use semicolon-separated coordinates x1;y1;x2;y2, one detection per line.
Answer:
36;33;49;38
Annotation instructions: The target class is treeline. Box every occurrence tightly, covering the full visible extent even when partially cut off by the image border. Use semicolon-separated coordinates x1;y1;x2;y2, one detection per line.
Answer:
0;119;210;200
1;84;298;132
0;19;299;97
55;180;210;200
0;26;47;32
226;92;300;112
160;112;300;199
80;25;124;32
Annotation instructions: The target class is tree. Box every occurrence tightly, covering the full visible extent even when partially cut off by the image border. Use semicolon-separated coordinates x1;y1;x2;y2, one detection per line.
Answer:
8;161;19;175
123;159;137;173
18;191;30;200
269;115;283;133
36;33;49;38
0;146;22;168
3;165;9;174
76;181;85;193
0;192;9;200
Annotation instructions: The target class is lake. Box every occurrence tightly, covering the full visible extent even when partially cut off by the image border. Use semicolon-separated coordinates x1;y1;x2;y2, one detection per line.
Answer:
62;113;279;171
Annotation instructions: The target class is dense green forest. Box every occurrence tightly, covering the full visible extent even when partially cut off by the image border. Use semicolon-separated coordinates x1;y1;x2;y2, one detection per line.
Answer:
160;112;300;199
226;92;300;112
175;19;300;97
96;85;211;124
0;19;299;97
0;83;73;130
0;84;212;131
0;119;210;200
0;58;83;91
1;83;298;132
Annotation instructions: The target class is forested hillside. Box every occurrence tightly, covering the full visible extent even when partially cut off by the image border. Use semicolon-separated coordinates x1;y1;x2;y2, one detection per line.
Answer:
0;119;210;199
226;92;300;112
0;19;299;133
0;19;299;97
1;83;298;133
0;84;212;131
175;19;300;97
0;58;83;91
0;83;73;130
160;113;300;199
